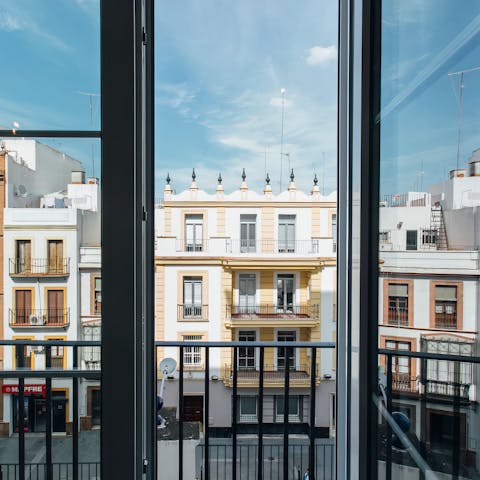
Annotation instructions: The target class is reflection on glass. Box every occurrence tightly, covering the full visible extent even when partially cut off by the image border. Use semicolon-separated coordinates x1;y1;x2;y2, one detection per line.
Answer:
377;1;480;478
0;138;101;473
155;1;338;478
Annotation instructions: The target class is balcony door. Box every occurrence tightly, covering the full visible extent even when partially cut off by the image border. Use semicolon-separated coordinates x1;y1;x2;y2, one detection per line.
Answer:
277;274;294;313
278;215;296;252
48;240;63;274
16;240;31;274
385;340;411;391
240;215;256;252
47;289;64;325
183;277;202;318
238;274;256;314
185;214;203;251
238;331;256;370
277;331;296;370
15;289;32;325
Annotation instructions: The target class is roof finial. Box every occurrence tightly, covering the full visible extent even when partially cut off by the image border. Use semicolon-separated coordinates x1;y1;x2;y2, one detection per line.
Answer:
266;173;270;185
242;168;246;181
313;173;318;186
166;173;171;185
192;168;196;181
218;173;222;184
290;169;295;182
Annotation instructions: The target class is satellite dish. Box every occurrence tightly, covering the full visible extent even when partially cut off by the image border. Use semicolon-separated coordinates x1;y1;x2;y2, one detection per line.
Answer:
159;357;177;375
15;184;28;197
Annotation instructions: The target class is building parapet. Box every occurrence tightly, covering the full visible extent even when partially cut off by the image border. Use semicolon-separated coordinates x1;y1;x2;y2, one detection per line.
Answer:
4;207;78;227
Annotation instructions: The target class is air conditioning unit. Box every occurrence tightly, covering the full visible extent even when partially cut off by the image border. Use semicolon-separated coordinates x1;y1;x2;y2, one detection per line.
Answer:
29;314;44;326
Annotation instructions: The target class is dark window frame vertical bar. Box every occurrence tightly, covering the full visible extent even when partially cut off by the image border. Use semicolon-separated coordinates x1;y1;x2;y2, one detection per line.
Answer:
18;347;25;480
101;0;139;478
386;354;393;480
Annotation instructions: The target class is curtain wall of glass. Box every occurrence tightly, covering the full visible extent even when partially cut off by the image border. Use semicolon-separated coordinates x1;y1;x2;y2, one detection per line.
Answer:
376;1;480;478
0;1;101;478
154;1;338;478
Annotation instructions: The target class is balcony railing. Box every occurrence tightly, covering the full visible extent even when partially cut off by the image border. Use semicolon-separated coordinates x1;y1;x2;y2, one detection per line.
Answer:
226;239;321;255
9;309;70;327
387;307;409;326
175;239;208;252
379;192;428;207
9;258;70;277
155;340;335;480
435;312;457;329
177;304;209;321
227;304;320;321
225;363;317;386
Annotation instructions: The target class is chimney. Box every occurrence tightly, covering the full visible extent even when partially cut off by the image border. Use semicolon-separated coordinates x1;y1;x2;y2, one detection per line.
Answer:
71;171;85;184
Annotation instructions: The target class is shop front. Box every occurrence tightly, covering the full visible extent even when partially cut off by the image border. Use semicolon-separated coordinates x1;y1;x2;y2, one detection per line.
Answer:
2;385;67;433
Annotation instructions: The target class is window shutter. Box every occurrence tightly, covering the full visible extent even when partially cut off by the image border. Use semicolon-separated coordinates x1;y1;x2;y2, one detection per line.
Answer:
435;286;457;301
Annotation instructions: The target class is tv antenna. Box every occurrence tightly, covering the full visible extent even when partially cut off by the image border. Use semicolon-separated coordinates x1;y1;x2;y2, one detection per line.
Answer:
448;66;480;172
78;91;100;178
279;88;286;191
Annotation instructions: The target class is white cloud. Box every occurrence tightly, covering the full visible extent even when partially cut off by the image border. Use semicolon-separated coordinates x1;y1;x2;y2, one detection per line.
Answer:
155;83;197;116
306;45;337;66
216;136;263;153
0;12;23;31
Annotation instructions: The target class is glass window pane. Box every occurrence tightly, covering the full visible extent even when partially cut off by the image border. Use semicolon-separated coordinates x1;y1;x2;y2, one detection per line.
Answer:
376;1;480;478
0;1;100;130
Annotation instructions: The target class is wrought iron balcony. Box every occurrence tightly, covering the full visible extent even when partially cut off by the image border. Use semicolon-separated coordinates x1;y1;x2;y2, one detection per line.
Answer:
223;363;319;387
9;308;70;328
387;307;409;326
226;239;322;255
434;312;458;329
9;258;70;277
175;238;208;252
226;304;320;325
177;304;209;321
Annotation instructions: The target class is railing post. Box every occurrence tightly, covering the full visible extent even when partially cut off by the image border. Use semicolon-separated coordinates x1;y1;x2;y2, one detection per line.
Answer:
257;347;264;480
179;346;184;480
452;361;461;480
232;347;238;480
73;345;79;480
17;346;25;480
309;347;317;480
45;344;53;480
204;347;210;480
283;346;291;480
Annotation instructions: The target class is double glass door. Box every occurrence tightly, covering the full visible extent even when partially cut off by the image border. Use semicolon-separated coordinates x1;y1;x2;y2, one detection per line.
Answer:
277;274;294;313
238;274;256;314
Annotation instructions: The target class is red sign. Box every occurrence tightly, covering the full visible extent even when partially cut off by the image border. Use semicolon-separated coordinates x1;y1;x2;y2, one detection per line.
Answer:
2;384;46;397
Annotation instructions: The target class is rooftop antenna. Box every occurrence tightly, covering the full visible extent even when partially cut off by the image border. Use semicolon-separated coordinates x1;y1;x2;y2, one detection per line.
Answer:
78;91;100;178
281;152;290;176
279;88;286;191
448;66;480;172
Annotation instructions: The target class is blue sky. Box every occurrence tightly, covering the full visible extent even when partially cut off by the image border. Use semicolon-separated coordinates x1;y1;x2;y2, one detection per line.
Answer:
0;1;479;196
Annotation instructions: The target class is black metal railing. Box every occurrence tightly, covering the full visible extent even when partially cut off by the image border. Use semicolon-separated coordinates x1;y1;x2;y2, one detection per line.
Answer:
226;363;316;384
9;309;70;327
177;304;209;321
378;348;480;480
155;340;335;480
0;462;101;479
195;441;335;480
0;340;101;480
9;258;71;276
227;304;320;320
